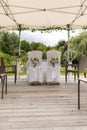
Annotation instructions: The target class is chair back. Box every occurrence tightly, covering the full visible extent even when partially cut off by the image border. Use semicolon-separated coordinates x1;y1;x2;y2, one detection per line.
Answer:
79;56;87;73
47;50;61;67
0;57;5;73
27;51;42;67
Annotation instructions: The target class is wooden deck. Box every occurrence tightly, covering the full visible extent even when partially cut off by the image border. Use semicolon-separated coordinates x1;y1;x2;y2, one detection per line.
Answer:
0;76;87;130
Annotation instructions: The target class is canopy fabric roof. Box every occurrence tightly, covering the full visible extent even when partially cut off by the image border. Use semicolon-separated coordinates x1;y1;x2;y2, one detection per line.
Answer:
0;0;87;30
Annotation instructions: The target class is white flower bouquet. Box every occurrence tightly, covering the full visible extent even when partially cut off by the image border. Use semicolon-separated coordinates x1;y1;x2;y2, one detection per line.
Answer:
50;57;58;67
31;57;39;67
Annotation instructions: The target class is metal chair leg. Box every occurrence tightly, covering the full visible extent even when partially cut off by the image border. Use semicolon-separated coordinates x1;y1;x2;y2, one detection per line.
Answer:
1;77;4;99
78;79;80;109
5;75;7;94
0;74;7;99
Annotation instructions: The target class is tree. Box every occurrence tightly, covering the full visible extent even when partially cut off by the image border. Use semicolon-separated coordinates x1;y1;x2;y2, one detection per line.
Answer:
69;31;87;63
29;42;40;50
55;40;68;65
37;44;47;59
0;31;19;56
21;40;31;52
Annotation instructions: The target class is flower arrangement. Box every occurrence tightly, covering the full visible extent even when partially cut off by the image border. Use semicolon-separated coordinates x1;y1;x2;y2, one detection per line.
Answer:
50;57;58;67
31;57;39;67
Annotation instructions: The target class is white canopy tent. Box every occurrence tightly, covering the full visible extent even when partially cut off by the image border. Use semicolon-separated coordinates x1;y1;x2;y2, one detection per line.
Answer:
0;0;87;78
0;0;87;30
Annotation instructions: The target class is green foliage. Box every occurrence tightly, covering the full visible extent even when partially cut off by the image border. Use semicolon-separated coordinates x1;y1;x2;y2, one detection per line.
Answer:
29;42;40;50
0;31;19;56
0;51;17;65
21;40;30;52
55;40;68;65
69;31;87;63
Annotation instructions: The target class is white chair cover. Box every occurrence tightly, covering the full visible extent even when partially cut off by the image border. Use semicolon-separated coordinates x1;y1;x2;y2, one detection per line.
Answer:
26;51;43;83
46;50;61;83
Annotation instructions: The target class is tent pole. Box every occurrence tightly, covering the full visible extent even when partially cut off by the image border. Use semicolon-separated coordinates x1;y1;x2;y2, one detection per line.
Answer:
67;24;70;62
19;29;21;60
17;24;21;79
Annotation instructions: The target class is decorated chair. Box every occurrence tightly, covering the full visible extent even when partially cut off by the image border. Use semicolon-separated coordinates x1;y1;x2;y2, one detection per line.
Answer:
26;51;43;84
65;56;87;82
0;57;17;84
45;50;61;84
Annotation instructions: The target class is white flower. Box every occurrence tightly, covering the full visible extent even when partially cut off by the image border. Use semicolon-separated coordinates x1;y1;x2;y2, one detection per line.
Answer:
50;57;58;67
31;57;39;67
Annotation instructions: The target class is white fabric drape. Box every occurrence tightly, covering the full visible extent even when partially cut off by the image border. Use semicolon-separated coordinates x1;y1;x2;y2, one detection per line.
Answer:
46;50;61;83
26;51;43;83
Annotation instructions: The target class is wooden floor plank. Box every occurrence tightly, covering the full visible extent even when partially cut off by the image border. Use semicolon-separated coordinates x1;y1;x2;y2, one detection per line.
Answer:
0;77;87;129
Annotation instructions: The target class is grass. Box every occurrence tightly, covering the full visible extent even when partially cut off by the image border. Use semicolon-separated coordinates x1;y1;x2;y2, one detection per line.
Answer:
7;67;86;77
